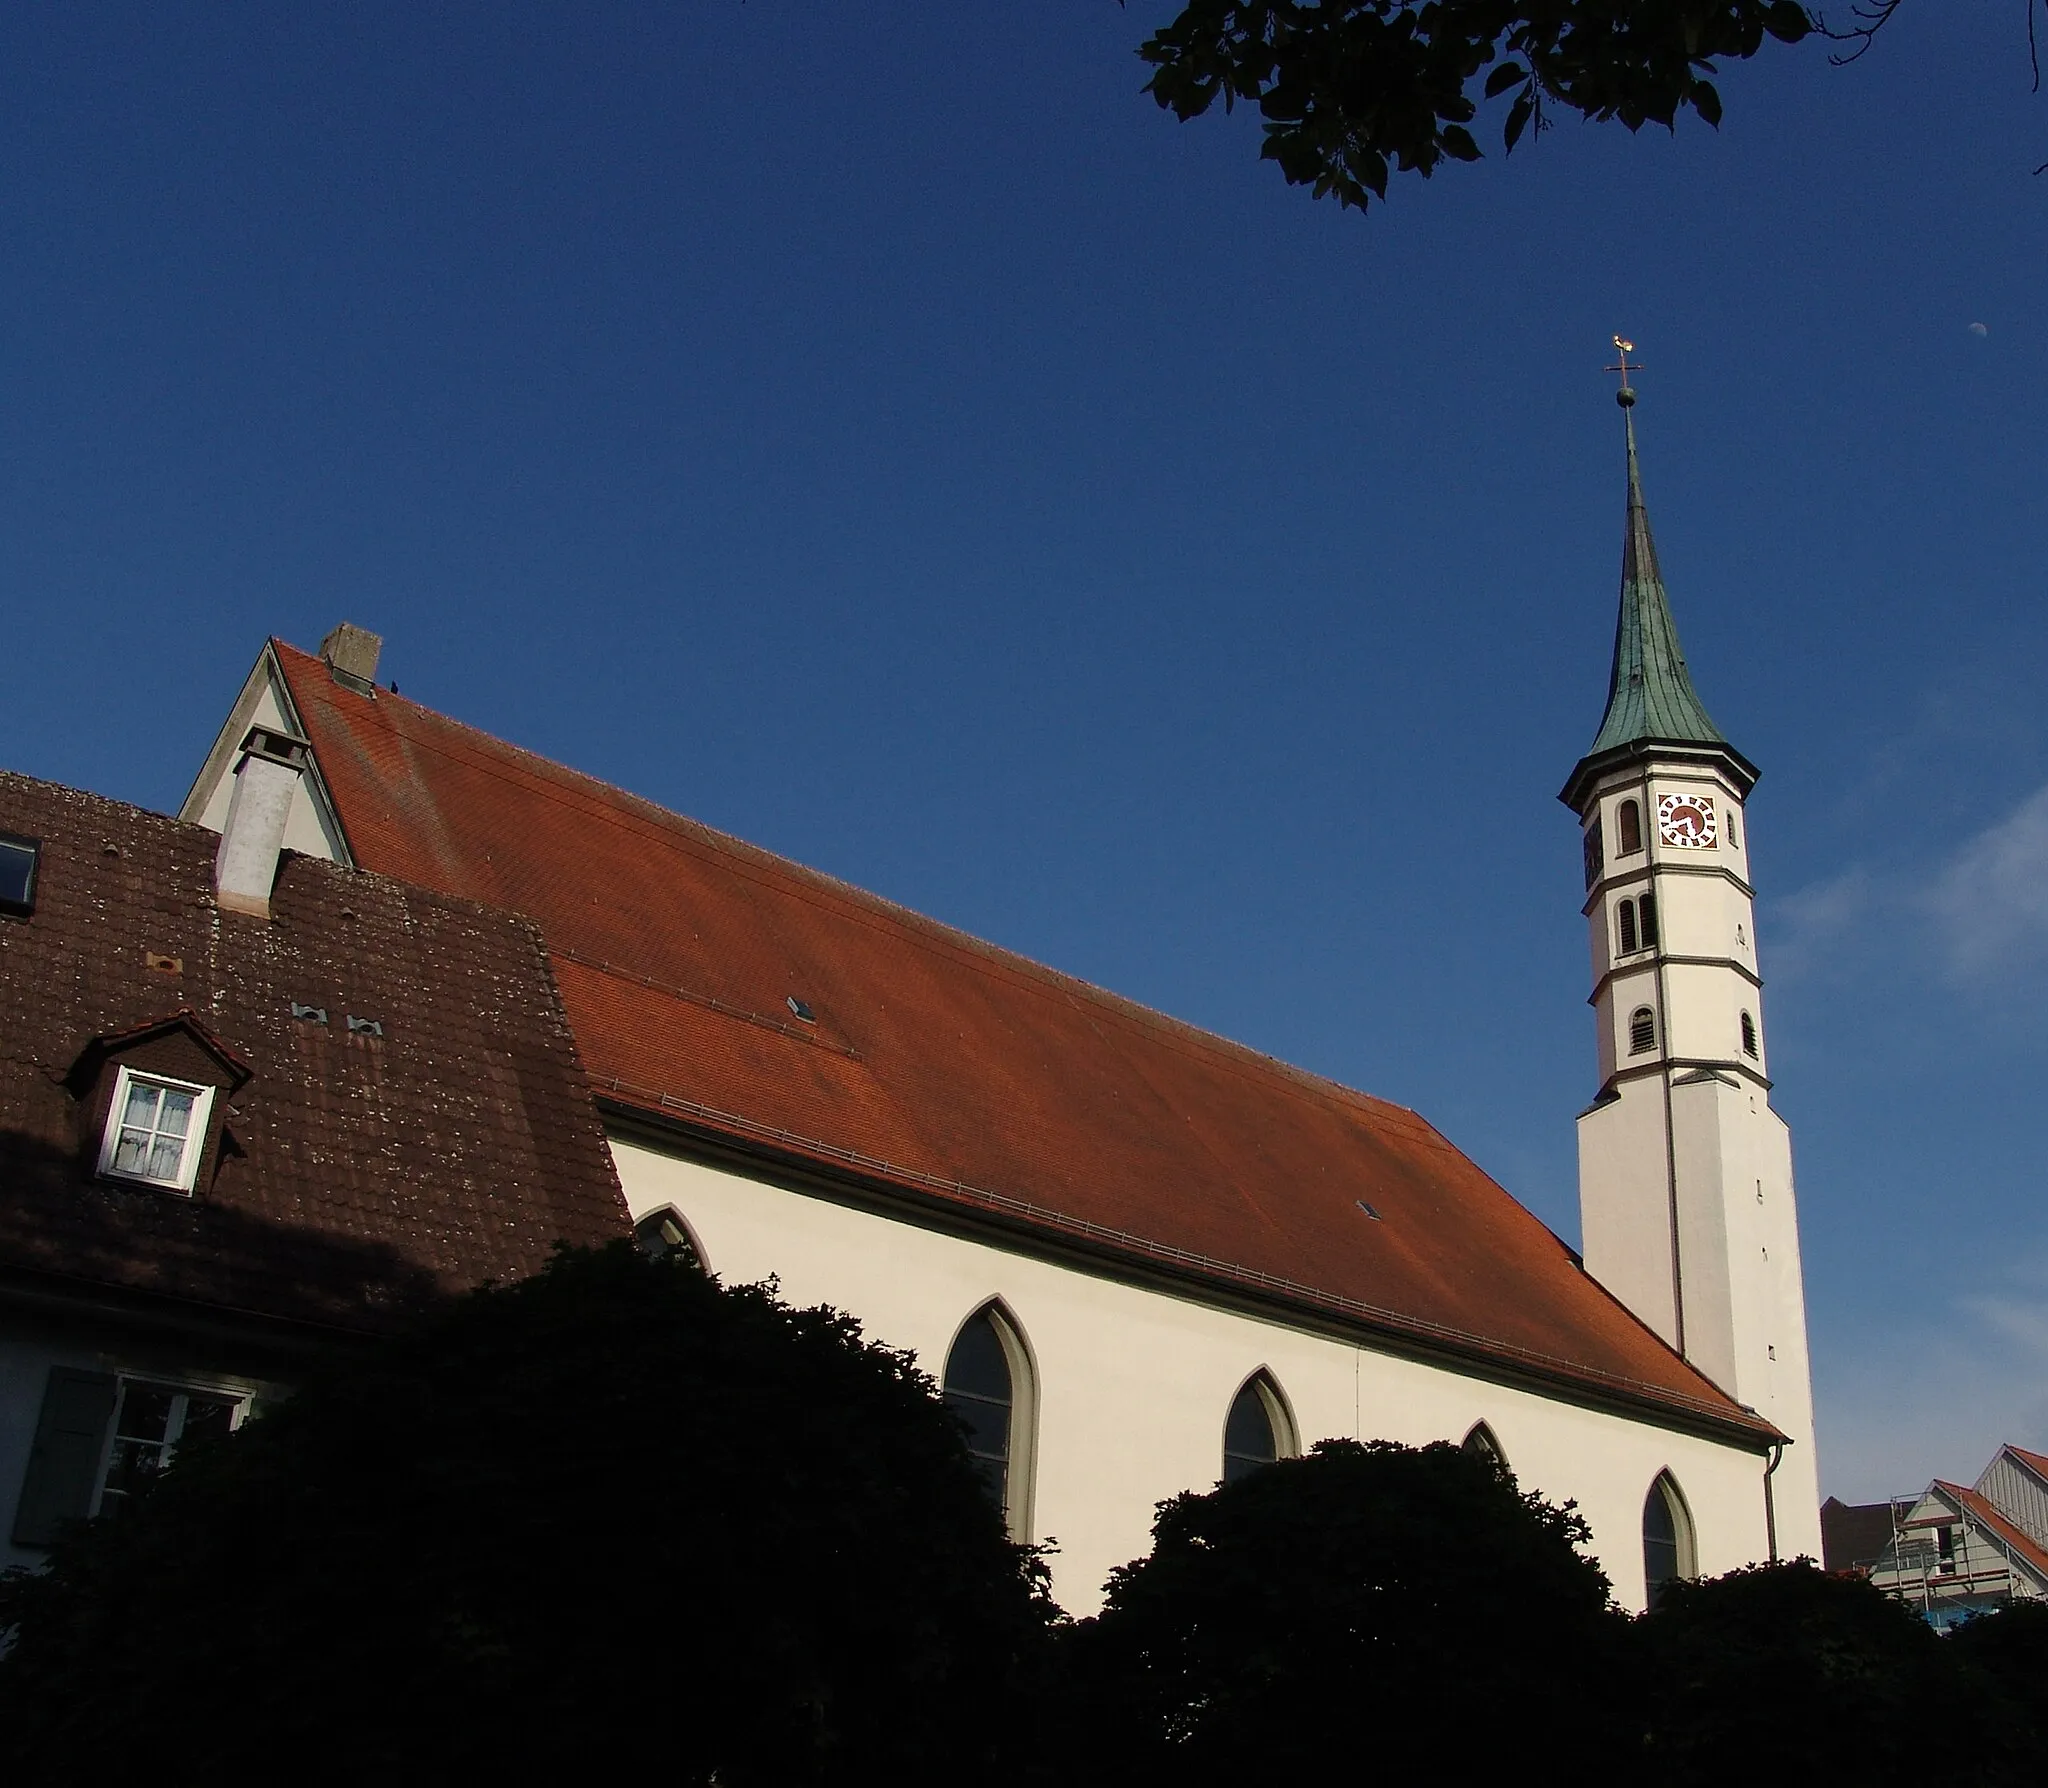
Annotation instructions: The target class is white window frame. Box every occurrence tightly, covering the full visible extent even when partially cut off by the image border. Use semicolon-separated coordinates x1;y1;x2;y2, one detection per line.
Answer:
90;1376;249;1517
96;1064;216;1194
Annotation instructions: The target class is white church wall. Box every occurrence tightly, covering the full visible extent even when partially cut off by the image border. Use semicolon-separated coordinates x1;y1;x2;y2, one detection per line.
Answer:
613;1134;1776;1615
1578;1085;1680;1350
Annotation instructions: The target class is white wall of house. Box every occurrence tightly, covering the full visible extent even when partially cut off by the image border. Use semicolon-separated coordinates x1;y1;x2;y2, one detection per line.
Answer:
613;1134;1781;1616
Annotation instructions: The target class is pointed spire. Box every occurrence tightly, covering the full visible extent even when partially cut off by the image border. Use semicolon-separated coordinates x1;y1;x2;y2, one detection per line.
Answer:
1584;395;1727;759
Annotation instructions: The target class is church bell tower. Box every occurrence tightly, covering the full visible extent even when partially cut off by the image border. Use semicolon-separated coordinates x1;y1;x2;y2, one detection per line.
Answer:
1561;362;1821;1557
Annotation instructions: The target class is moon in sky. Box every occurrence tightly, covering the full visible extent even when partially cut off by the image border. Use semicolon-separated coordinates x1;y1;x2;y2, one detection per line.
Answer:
1968;322;1989;337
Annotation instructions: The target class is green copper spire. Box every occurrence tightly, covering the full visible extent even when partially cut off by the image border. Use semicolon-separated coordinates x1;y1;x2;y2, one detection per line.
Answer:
1585;404;1727;757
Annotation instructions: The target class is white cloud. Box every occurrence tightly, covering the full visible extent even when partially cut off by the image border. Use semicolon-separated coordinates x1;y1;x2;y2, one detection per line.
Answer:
1924;783;2048;980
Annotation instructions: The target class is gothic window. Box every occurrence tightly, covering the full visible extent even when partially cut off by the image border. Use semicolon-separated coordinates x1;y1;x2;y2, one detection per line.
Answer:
1583;817;1605;890
944;1303;1035;1539
1222;1371;1296;1485
1617;899;1639;956
1629;1007;1657;1055
1642;1473;1696;1610
1637;890;1660;949
633;1207;705;1268
1617;799;1643;855
1461;1422;1507;1470
1740;1011;1758;1059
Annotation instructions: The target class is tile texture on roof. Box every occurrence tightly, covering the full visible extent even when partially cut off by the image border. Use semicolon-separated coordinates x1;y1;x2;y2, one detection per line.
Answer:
271;643;1766;1434
0;772;629;1332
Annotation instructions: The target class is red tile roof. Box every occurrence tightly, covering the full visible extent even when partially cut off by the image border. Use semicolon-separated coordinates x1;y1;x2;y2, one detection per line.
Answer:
0;771;630;1333
2008;1446;2048;1485
268;641;1771;1439
1930;1483;2048;1586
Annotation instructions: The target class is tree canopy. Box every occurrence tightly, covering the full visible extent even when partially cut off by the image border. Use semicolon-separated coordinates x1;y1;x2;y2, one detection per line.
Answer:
1050;1438;1634;1783
0;1245;1050;1784
1135;2;1819;210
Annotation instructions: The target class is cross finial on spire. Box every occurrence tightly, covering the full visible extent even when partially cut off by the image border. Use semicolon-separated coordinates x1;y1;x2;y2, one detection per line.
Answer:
1604;334;1640;410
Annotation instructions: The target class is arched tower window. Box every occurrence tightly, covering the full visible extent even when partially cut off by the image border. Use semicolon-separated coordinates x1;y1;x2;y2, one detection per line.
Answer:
633;1207;705;1270
1637;889;1660;949
1740;1011;1758;1059
1222;1371;1296;1485
943;1303;1036;1539
1582;816;1605;890
1617;899;1639;956
1726;809;1740;849
1461;1422;1507;1471
1618;799;1643;855
1629;1007;1657;1055
1642;1472;1697;1610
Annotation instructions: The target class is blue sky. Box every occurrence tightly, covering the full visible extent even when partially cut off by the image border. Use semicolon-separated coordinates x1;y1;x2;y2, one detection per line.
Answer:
4;3;2045;1502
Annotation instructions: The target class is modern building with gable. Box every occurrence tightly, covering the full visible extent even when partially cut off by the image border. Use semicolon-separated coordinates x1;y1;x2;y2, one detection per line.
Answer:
0;767;631;1573
176;414;1822;1609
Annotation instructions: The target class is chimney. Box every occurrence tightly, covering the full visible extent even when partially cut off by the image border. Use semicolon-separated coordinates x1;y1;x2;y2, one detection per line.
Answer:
214;726;312;920
319;622;383;693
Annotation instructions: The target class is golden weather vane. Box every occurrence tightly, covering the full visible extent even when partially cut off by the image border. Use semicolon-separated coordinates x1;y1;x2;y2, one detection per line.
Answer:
1604;334;1640;409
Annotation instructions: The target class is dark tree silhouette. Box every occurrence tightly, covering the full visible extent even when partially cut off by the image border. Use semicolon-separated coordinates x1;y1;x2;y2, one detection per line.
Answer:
1948;1599;2048;1763
1050;1438;1632;1785
0;1245;1051;1784
1135;3;1829;210
1633;1559;2035;1785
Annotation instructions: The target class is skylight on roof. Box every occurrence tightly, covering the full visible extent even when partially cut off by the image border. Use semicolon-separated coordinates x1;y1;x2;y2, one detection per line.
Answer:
1355;1200;1382;1221
0;833;41;916
786;997;816;1023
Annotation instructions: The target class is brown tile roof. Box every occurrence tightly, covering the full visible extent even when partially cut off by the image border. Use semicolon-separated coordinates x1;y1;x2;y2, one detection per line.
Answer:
0;770;630;1333
266;640;1772;1440
1930;1482;2048;1586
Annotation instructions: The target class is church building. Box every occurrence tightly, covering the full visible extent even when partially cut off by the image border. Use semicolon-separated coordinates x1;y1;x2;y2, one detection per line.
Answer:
174;402;1822;1610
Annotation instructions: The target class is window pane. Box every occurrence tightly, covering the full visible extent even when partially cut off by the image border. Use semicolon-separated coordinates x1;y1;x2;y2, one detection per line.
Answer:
1644;1483;1682;1608
147;1134;187;1181
944;1313;1012;1403
1224;1382;1277;1466
156;1090;195;1139
113;1128;153;1173
118;1387;175;1443
944;1389;1010;1462
0;831;36;901
178;1396;236;1445
122;1080;161;1129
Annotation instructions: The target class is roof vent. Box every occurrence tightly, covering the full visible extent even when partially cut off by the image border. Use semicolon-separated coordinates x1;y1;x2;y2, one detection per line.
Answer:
1355;1200;1382;1220
216;727;312;920
320;622;383;694
786;996;816;1023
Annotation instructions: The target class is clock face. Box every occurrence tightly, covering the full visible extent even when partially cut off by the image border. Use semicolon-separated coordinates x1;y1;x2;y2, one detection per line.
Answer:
1657;792;1717;849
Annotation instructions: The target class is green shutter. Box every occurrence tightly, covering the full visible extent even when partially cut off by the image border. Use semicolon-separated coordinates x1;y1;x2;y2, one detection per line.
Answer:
11;1368;117;1547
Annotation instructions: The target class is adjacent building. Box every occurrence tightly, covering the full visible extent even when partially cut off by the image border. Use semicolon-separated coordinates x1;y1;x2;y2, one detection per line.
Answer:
0;765;630;1573
1827;1446;2048;1628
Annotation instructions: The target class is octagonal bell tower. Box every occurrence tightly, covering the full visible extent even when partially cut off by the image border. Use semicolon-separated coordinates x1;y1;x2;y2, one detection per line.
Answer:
1560;373;1820;1558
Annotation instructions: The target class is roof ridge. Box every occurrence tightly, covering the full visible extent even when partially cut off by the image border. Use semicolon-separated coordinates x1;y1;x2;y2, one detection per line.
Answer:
276;643;1427;1131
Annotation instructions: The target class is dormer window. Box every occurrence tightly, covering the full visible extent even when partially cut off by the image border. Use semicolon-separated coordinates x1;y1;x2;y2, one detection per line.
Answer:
0;831;40;916
97;1066;216;1195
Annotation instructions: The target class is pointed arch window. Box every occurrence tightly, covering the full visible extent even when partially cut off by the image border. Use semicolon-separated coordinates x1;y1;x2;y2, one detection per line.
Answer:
1222;1372;1296;1485
1740;1011;1759;1059
632;1207;705;1269
1643;1472;1697;1610
1629;1007;1657;1055
1461;1422;1507;1470
1617;799;1643;855
943;1304;1036;1539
